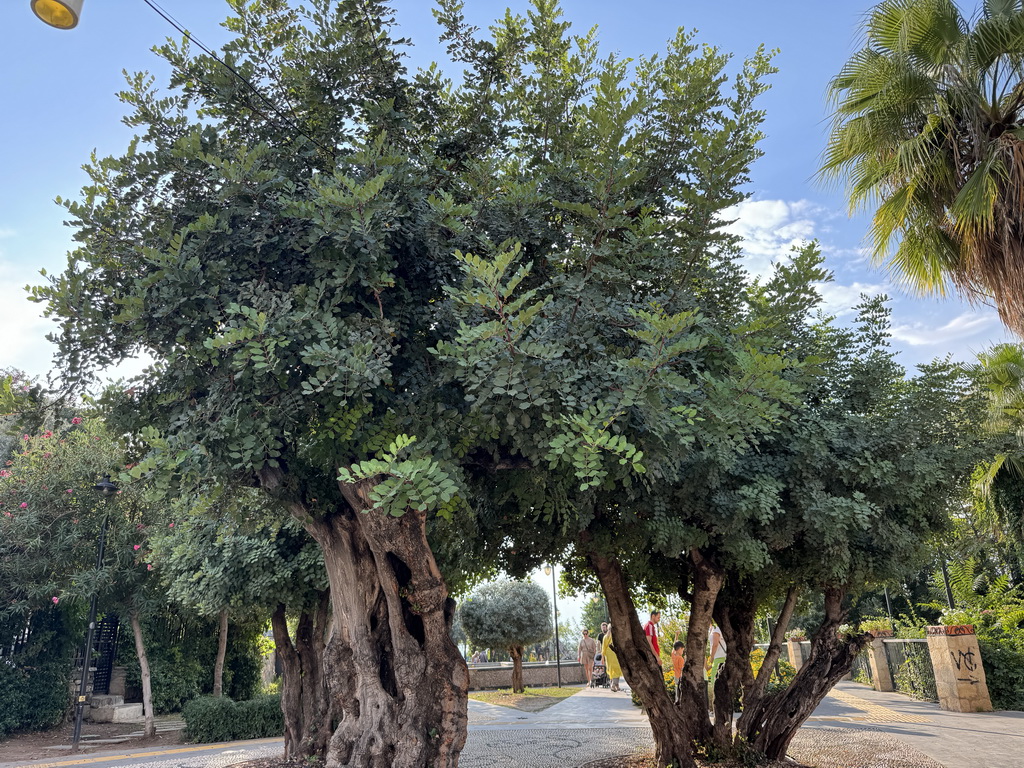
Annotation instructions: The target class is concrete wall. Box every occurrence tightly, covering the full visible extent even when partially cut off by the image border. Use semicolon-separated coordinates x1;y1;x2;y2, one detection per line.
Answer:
468;661;586;690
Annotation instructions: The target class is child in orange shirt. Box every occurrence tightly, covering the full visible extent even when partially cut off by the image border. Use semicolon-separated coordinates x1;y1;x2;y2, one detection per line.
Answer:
671;640;685;701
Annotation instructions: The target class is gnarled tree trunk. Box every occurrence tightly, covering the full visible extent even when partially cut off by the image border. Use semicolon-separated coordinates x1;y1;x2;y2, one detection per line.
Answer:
510;645;525;693
260;469;468;768
741;586;870;759
734;584;799;741
213;609;228;698
271;593;332;760
588;549;698;768
708;577;758;751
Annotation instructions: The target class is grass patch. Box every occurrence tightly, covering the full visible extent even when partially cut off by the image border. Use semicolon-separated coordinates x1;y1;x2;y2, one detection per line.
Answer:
468;685;582;712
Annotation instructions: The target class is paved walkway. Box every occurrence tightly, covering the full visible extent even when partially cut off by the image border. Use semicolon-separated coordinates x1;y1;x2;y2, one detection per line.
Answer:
801;680;1024;768
3;682;1022;767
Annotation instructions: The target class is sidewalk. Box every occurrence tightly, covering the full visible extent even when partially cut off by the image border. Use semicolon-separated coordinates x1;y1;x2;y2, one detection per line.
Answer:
801;680;1024;768
3;682;1022;767
461;684;652;767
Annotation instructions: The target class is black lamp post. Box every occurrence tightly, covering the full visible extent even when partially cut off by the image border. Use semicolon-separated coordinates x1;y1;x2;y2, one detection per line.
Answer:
542;565;561;687
71;474;117;752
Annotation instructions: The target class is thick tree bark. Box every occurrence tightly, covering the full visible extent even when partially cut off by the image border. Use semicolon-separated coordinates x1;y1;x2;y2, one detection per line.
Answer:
709;578;758;750
510;645;525;693
271;595;332;760
129;611;156;739
588;549;697;768
213;609;229;698
734;584;799;741
260;468;468;768
673;549;722;747
743;587;871;759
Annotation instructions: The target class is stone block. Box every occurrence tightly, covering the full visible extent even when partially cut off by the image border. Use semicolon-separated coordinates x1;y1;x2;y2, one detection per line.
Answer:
925;625;993;713
108;667;127;697
88;703;143;723
866;635;894;692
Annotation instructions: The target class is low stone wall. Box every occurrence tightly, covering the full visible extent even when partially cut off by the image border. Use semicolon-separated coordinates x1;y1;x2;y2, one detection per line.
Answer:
468;661;586;690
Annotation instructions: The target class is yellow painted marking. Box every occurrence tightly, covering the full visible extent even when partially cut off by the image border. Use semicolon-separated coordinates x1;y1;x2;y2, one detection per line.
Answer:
827;689;931;723
12;738;281;768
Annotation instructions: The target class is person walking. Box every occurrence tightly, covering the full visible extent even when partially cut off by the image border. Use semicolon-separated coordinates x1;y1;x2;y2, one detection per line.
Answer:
577;628;598;685
643;610;661;659
706;622;727;709
601;624;623;692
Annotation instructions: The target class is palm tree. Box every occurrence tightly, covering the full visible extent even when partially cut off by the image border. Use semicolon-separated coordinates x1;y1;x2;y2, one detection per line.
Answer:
972;343;1024;578
821;0;1024;335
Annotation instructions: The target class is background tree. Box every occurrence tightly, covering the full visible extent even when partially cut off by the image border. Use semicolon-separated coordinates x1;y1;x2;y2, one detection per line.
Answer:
149;492;330;758
579;595;608;635
0;416;162;737
821;0;1024;335
459;581;552;693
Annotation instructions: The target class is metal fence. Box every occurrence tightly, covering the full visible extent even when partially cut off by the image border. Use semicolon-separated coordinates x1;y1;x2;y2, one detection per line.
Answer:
850;647;874;686
883;638;937;701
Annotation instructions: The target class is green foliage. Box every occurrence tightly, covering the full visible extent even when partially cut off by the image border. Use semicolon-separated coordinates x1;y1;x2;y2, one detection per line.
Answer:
182;694;283;743
893;652;938;702
978;635;1024;711
0;608;76;738
0;417;154;623
118;611;265;713
460;581;552;653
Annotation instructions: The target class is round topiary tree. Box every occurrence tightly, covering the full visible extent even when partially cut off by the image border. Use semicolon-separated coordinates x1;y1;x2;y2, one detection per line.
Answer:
459;582;552;693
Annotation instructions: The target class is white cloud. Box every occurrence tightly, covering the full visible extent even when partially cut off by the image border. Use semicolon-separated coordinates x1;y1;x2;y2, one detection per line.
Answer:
890;311;998;347
814;280;887;317
721;198;822;277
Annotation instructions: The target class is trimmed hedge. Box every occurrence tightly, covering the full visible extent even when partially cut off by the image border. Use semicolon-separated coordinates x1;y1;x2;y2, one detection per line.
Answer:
182;694;283;743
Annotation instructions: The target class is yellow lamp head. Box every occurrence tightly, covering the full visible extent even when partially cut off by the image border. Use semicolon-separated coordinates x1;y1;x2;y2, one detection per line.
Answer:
31;0;83;29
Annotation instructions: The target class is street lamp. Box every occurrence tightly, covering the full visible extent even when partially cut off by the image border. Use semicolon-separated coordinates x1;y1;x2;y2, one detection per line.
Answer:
31;0;83;29
542;564;561;687
71;474;117;752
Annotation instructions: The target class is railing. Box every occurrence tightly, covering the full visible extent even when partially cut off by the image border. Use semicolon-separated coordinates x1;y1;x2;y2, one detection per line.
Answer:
850;647;874;686
883;638;937;701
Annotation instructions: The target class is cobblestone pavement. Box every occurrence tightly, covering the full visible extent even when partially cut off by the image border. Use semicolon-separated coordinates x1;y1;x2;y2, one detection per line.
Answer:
789;727;944;768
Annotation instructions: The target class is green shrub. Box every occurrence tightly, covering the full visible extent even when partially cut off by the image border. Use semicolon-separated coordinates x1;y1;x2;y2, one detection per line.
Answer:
182;696;237;743
182;694;283;743
0;609;76;738
979;635;1024;711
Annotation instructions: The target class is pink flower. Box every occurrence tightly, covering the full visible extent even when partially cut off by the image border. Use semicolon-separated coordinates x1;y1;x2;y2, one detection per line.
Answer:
0;470;10;478
19;502;27;509
66;489;73;494
22;435;29;441
42;431;53;439
146;564;153;571
42;453;52;459
51;596;59;605
133;544;141;551
169;523;174;528
3;512;10;518
71;417;82;425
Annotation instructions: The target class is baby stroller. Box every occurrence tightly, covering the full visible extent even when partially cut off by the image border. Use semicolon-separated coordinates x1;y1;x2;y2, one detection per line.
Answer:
591;653;610;688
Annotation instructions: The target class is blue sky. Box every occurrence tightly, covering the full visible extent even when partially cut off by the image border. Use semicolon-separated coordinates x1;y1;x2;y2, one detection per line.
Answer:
0;0;1012;383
